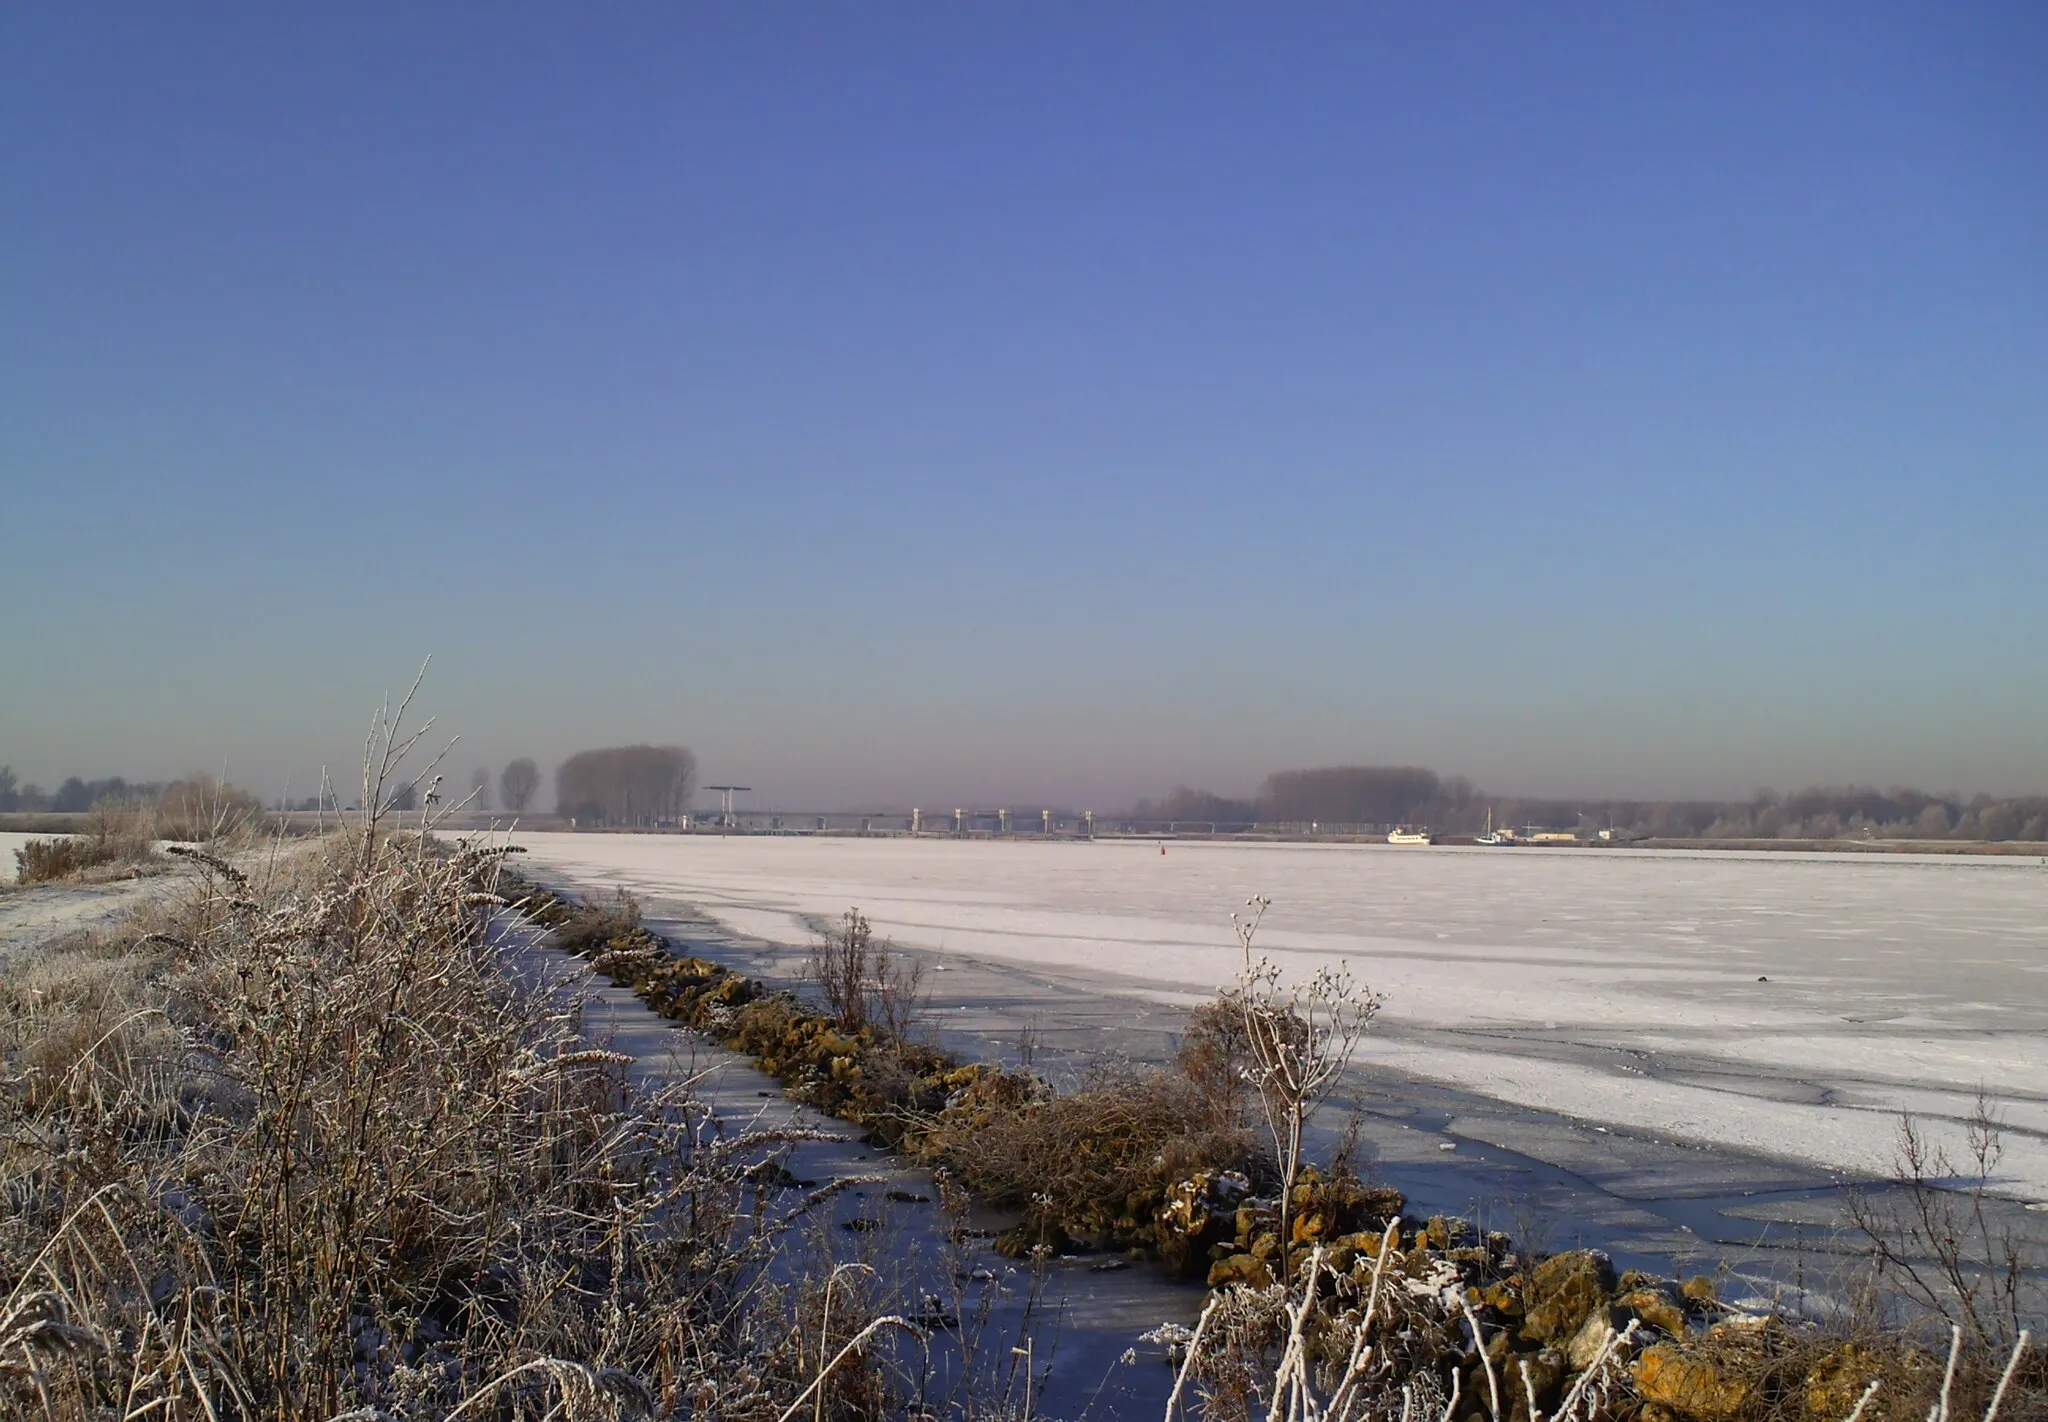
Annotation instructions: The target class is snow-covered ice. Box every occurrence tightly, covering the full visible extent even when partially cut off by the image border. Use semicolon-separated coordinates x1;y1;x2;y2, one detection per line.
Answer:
506;833;2048;1200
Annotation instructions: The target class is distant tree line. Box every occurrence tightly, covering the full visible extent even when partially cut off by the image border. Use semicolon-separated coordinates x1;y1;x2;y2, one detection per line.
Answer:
1130;766;2048;841
0;766;264;835
1131;786;1260;824
1134;766;1472;829
1553;785;2048;843
1257;766;1473;827
298;751;673;822
554;745;697;827
1;746;700;830
463;750;684;823
0;769;168;814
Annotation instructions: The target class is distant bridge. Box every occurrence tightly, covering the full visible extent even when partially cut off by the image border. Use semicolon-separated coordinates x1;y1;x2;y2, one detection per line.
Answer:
662;809;1402;839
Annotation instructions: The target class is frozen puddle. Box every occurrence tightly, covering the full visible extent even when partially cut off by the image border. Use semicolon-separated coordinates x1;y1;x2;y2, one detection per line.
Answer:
503;833;2048;1286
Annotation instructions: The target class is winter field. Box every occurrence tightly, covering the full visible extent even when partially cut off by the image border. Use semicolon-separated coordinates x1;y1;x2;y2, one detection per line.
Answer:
507;832;2048;1204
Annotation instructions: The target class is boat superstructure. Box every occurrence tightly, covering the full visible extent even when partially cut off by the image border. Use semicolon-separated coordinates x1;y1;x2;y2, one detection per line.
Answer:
1476;809;1521;845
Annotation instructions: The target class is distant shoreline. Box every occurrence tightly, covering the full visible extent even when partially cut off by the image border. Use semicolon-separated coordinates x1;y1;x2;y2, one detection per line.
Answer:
6;811;2043;855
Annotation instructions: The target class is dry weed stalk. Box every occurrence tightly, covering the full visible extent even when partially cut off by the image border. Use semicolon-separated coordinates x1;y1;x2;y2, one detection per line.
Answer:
1166;1222;1645;1422
808;910;928;1045
1856;1326;2039;1422
1229;897;1381;1285
1846;1103;2043;1354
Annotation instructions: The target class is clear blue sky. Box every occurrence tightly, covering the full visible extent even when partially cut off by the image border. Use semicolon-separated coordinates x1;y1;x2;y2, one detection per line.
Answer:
3;4;2043;808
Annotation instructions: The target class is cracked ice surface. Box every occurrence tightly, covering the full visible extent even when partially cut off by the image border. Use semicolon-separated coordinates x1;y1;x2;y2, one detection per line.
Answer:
506;833;2048;1199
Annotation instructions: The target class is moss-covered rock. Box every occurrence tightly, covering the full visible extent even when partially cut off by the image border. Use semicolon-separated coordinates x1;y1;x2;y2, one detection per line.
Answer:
1207;1252;1274;1289
1617;1284;1689;1339
993;1217;1075;1259
1634;1343;1751;1420
1156;1170;1251;1279
1523;1250;1618;1344
1566;1307;1624;1370
1481;1278;1525;1317
1511;1348;1567;1418
1283;1168;1405;1247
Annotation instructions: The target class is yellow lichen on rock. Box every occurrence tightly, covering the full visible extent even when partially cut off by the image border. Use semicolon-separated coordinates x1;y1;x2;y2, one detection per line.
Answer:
1208;1252;1274;1289
1635;1344;1751;1420
1523;1250;1618;1344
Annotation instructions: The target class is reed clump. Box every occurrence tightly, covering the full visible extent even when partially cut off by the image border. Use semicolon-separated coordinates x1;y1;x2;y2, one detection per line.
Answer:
10;781;271;887
12;803;164;885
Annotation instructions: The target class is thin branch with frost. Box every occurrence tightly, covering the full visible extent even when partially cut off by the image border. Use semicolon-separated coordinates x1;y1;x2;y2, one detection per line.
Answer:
1984;1330;2032;1422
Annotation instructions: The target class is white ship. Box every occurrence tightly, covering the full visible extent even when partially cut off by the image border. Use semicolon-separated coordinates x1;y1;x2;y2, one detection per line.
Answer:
1387;828;1433;845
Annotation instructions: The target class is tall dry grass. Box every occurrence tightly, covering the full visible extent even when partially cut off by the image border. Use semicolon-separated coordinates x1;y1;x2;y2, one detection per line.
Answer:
10;778;274;887
0;829;939;1419
11;804;161;885
0;671;956;1422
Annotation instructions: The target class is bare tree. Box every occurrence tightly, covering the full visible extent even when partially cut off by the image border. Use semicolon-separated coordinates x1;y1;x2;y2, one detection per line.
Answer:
468;766;492;812
500;758;540;814
554;745;696;826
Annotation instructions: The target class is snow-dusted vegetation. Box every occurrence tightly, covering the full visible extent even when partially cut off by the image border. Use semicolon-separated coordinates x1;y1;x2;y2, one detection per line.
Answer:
0;832;54;884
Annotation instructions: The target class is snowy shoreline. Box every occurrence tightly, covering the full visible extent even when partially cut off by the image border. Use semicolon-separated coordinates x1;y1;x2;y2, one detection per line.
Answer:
503;832;2048;1203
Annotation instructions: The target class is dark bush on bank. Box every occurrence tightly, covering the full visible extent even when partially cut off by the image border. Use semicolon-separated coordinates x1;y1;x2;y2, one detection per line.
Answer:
12;812;157;884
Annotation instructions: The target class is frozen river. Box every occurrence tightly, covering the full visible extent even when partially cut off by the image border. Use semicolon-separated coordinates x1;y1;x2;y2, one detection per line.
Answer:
505;833;2048;1216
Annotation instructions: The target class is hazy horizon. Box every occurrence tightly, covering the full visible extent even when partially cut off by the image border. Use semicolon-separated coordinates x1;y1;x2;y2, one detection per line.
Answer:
3;699;2045;816
5;7;2044;807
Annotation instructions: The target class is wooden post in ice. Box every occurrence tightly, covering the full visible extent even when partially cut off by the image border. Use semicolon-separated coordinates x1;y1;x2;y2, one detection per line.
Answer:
999;808;1011;834
911;807;921;835
954;808;965;835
